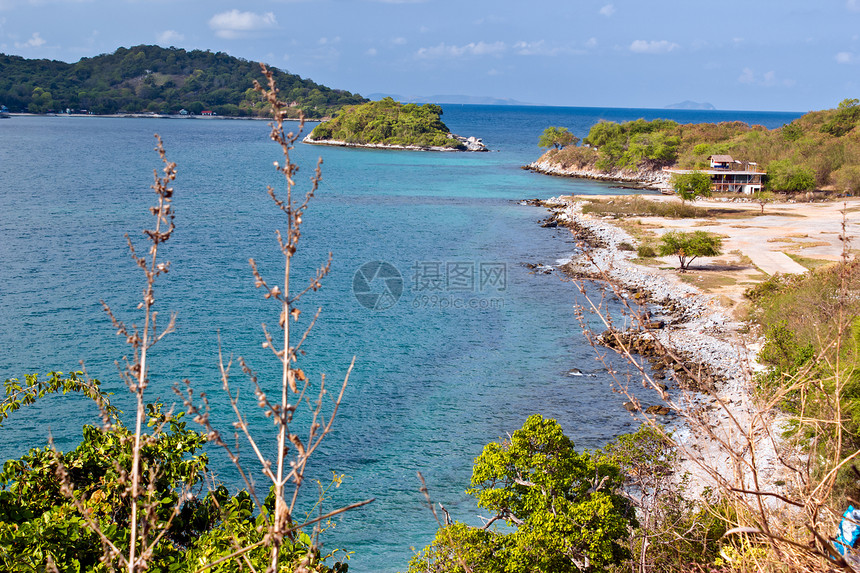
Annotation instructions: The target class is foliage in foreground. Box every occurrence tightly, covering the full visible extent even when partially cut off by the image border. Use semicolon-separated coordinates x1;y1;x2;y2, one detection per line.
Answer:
0;385;346;572
657;230;723;270
601;426;728;572
0;67;359;571
309;97;464;149
746;262;860;457
408;415;635;573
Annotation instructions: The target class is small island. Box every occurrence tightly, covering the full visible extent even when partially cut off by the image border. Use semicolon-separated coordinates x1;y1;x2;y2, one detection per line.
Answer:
304;97;487;151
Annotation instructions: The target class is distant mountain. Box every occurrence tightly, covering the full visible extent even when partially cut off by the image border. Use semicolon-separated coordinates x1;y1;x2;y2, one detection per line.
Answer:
0;45;366;117
664;100;716;110
367;93;535;106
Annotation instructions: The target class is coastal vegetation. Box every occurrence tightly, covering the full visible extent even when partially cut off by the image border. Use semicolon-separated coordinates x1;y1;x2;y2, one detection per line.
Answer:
307;98;466;149
0;45;366;117
534;98;860;193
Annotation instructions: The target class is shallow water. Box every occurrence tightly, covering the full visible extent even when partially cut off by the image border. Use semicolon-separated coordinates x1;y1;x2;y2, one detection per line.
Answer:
0;105;800;571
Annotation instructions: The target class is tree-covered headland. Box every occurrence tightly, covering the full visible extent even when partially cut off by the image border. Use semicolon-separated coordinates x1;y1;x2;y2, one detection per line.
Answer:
0;45;366;118
307;97;469;149
535;99;860;193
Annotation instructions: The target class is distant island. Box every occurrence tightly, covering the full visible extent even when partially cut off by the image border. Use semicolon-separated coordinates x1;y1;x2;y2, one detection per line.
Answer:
305;97;488;151
665;100;716;110
0;45;366;118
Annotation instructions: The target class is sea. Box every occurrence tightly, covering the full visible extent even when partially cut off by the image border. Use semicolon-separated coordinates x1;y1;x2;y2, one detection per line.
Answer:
0;104;801;572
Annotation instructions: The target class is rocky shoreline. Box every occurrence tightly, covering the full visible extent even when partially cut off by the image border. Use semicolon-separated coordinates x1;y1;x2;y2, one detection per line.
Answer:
303;133;488;152
532;196;787;498
525;159;671;190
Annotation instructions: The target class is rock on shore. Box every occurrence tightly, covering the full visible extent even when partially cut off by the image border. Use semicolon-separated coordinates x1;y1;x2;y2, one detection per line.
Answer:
541;196;790;501
526;160;670;190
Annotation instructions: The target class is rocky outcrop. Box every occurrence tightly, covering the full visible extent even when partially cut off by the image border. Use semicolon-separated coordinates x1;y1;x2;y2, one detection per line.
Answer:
525;159;670;190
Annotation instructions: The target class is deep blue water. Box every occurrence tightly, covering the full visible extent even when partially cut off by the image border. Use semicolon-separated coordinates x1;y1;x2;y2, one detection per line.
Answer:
0;105;800;571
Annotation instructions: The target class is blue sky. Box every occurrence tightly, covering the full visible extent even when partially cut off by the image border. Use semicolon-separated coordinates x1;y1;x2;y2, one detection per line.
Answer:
0;0;857;112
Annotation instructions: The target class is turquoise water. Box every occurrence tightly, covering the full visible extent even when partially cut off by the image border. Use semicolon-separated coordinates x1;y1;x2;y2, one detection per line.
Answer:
0;106;800;571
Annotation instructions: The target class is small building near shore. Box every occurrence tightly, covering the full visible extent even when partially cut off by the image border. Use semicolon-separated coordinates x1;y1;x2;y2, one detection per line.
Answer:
663;155;765;194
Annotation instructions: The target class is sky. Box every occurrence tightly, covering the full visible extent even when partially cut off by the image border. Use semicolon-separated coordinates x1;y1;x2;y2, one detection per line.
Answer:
0;0;858;112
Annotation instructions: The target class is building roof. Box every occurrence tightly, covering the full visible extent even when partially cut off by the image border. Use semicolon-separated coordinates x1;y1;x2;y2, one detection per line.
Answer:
710;154;735;163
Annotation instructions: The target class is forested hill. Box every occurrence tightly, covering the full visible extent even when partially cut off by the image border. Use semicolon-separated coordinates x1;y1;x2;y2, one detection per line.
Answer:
0;45;366;118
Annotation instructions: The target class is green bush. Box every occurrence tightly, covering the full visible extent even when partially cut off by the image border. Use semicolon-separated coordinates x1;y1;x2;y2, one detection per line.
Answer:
766;159;816;192
408;415;635;573
637;243;657;258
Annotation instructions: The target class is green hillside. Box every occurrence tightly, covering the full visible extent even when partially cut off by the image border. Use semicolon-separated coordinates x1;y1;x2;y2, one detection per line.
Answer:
537;98;860;193
0;45;366;118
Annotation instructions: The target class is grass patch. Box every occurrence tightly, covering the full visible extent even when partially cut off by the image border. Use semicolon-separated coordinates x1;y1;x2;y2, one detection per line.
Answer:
784;252;835;270
677;272;739;292
581;196;709;218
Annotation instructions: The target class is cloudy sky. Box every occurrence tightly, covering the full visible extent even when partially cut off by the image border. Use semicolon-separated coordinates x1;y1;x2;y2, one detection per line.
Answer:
1;0;858;111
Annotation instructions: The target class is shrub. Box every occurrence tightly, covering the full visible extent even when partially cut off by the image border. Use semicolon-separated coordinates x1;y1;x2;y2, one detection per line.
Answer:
409;415;635;573
766;159;816;192
657;230;722;270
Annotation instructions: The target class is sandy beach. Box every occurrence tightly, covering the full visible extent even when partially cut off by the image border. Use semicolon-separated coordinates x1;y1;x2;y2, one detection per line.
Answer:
540;194;860;499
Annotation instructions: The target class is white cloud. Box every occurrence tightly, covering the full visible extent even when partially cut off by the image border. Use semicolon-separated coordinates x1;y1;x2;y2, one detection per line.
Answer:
585;37;598;49
365;47;378;56
318;36;340;45
512;40;584;57
392;37;407;45
837;51;856;64
156;30;184;45
629;39;679;54
416;41;506;59
599;4;615;17
14;32;45;49
513;40;551;56
737;67;794;87
209;10;277;40
848;0;860;11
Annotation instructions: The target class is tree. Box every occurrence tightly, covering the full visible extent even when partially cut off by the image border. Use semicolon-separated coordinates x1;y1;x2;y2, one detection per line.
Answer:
671;171;712;203
658;230;723;271
539;126;578;150
752;189;775;213
409;415;635;573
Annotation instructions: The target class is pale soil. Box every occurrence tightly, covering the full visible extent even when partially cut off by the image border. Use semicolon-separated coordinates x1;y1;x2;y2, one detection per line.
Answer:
585;195;860;316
